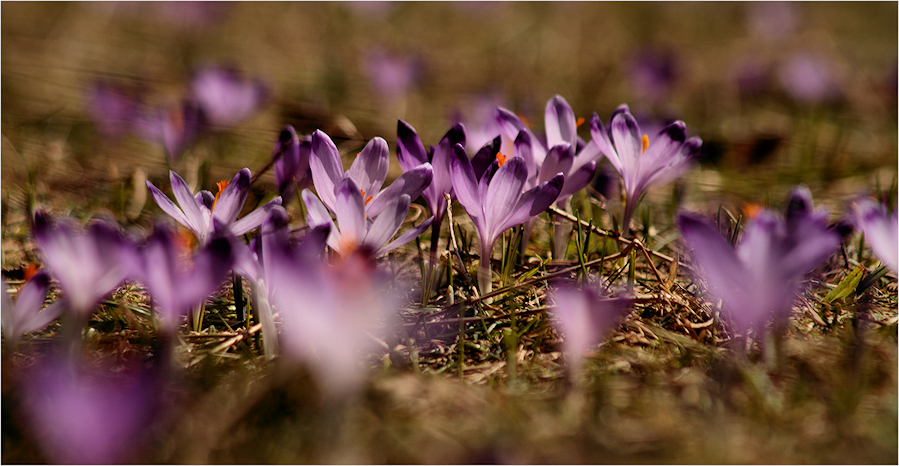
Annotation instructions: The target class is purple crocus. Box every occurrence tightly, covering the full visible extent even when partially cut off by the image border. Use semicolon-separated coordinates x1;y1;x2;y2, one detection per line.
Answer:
777;52;839;105
496;96;600;258
363;48;422;102
850;198;898;273
125;223;235;330
134;100;202;162
397;120;465;225
264;222;400;396
677;186;840;338
190;66;268;127
591;104;702;235
32;211;131;316
450;143;563;295
309;130;433;219
1;272;63;341
147;168;282;245
21;357;160;464
549;283;630;371
272;125;312;200
85;82;142;140
303;177;434;257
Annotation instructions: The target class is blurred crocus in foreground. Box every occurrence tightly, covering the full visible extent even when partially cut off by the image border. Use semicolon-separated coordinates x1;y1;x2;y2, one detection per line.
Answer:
265;224;400;396
549;283;631;372
850;198;898;273
271;125;312;200
677;187;840;338
125;224;235;330
450;143;562;295
1;272;63;341
591;104;702;235
147;168;282;245
33;211;130;316
309;130;433;219
22;357;160;464
304;177;433;257
190;65;268;127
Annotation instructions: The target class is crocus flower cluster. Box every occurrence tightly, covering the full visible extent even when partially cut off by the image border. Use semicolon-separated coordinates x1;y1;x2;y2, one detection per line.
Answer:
677;186;840;338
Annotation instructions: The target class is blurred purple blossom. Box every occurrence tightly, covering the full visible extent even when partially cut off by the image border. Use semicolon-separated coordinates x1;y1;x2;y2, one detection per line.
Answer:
746;2;799;42
590;104;702;235
125;224;235;329
309;130;433;219
32;211;131;316
85;82;142;139
272;125;313;200
850;198;898;273
677;186;840;337
451;94;504;154
22;357;160;464
147;168;282;245
190;66;268;127
303;177;433;257
134;100;202;162
628;48;679;105
1;272;63;341
363;48;422;101
449;143;562;294
777;52;839;105
549;283;630;371
264;225;400;395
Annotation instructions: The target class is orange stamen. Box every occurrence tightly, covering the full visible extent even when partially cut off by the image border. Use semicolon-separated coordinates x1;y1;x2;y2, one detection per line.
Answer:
23;264;40;283
742;203;763;219
576;117;585;129
496;152;507;167
211;180;230;212
360;189;373;205
520;116;532;129
641;135;649;154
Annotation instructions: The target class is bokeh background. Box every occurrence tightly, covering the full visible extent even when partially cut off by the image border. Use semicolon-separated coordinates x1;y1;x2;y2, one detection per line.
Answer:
2;2;896;234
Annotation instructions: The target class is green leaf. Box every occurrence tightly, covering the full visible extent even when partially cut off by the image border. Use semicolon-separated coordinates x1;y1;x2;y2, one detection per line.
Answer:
823;264;866;303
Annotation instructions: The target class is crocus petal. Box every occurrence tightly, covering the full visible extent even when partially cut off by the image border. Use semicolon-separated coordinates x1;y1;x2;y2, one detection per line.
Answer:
853;198;899;272
514;130;538;183
558;160;597;200
550;284;630;368
484;157;528;239
146;181;192;233
496;173;563;234
302;190;340;251
230;196;283;237
211;168;251;225
539;143;573;185
471;136;501;180
348;137;390;196
589;112;622;174
310;130;345;212
195;191;215;211
18;301;64;338
169;171;210;238
609;110;642;176
333;178;367;248
449;143;483;218
378;215;435;256
367;163;433;218
364;194;411;251
396;119;430;172
545;95;577;149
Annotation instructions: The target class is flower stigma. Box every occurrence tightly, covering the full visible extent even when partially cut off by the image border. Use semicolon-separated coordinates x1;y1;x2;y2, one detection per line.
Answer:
641;135;649;154
496;152;508;167
211;180;230;212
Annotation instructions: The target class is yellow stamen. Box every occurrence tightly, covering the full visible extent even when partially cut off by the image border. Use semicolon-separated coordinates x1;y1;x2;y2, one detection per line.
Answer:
641;135;649;154
496;152;507;167
211;180;229;212
576;117;585;129
360;189;373;205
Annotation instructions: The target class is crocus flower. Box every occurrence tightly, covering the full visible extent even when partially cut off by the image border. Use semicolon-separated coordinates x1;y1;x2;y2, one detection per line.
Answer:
264;220;400;396
303;177;434;257
190;66;268;127
363;48;422;101
1;272;63;341
21;356;160;464
125;223;235;330
591;104;702;235
549;283;630;371
32;211;131;316
850;198;898;273
147;168;282;245
496;96;600;258
453;93;504;154
85;82;142;140
628;48;679;106
272;125;312;200
134;100;202;162
396;120;465;225
777;52;839;105
450;143;563;295
309;129;433;219
677;186;840;338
